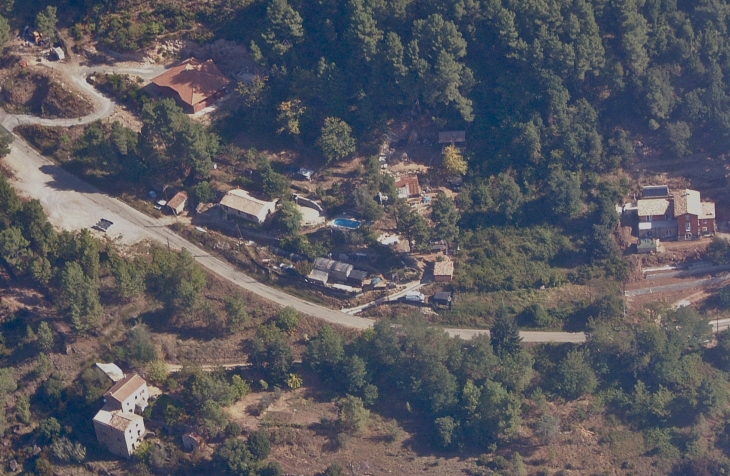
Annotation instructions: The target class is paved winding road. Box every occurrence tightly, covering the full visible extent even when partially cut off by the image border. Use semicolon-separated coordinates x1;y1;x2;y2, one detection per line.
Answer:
0;59;587;344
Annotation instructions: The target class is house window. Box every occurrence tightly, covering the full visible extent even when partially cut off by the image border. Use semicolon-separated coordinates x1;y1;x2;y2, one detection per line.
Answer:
703;227;708;232
703;219;707;224
647;215;653;222
686;222;691;232
686;214;690;220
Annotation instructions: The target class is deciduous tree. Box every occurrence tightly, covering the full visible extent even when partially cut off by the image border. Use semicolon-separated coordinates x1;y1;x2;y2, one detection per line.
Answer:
557;349;597;399
275;200;302;235
442;145;467;176
318;118;356;163
431;191;460;243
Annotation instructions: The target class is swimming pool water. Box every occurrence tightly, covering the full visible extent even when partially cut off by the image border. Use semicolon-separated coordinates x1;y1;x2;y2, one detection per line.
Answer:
334;218;361;229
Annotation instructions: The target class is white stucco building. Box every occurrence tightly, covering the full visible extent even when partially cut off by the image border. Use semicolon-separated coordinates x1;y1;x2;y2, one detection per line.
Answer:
93;373;149;458
220;189;277;224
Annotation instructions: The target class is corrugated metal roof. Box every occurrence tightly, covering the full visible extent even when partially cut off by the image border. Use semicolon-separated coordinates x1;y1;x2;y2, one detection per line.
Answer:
307;269;329;283
313;257;353;276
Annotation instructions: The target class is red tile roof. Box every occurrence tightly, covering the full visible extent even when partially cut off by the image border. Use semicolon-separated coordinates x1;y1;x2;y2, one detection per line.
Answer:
395;175;421;196
167;191;188;210
151;58;231;108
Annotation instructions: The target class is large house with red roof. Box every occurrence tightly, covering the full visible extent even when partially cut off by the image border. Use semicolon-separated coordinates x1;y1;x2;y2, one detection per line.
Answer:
150;58;231;113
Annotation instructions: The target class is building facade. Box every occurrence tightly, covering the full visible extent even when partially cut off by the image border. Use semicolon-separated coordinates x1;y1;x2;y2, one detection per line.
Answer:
637;188;715;241
103;373;149;413
93;373;149;458
220;189;277;224
93;410;145;458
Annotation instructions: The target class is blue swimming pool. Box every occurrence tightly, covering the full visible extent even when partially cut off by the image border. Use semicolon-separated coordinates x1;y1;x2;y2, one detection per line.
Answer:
334;218;361;229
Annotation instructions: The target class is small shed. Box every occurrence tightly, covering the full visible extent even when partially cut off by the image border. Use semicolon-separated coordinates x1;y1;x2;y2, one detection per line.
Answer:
438;131;466;144
166;192;188;216
642;185;670;198
95;363;125;382
182;432;204;452
431;241;448;253
348;269;368;286
637;238;659;254
306;269;329;286
433;292;452;306
395;175;421;198
52;47;65;61
434;259;454;282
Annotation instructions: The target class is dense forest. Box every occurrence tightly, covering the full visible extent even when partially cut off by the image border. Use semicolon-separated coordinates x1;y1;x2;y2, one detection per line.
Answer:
25;0;730;294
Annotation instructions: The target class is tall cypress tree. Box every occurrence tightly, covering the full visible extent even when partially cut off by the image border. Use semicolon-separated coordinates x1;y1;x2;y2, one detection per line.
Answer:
491;306;522;357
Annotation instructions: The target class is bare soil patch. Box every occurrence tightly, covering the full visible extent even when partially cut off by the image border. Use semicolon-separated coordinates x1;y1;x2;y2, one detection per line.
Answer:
0;62;94;119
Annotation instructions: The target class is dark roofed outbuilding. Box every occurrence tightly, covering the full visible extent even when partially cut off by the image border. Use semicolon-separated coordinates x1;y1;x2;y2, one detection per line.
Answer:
433;292;452;305
313;257;353;282
348;270;368;286
642;185;670;198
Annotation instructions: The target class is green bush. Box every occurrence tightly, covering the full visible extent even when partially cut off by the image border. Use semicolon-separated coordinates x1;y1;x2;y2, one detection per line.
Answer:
276;306;299;332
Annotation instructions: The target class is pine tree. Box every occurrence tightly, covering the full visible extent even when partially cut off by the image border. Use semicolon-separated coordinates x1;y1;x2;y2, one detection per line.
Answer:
491;306;522;357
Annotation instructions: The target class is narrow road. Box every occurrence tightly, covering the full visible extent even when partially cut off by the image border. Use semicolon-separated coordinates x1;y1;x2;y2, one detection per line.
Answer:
624;274;730;297
0;59;588;344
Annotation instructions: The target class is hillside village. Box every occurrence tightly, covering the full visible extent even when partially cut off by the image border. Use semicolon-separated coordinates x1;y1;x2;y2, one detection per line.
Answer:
6;1;730;475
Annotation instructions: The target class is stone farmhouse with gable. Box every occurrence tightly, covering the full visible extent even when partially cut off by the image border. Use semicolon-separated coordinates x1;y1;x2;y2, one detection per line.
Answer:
637;186;716;241
92;373;149;458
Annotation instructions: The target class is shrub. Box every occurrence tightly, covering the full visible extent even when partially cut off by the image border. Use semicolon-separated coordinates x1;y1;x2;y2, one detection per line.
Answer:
51;436;86;463
276;306;299;332
533;414;560;445
247;429;271;460
38;417;61;442
225;421;242;438
338;395;370;434
323;462;346;476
